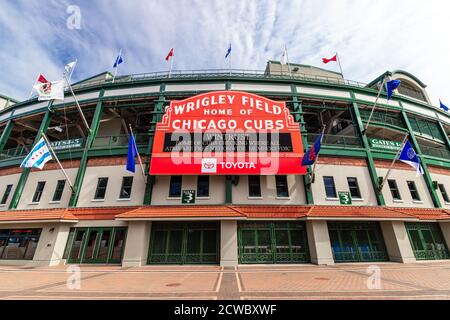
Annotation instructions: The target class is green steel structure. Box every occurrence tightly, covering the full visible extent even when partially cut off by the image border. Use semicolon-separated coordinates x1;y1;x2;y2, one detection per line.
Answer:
0;65;449;267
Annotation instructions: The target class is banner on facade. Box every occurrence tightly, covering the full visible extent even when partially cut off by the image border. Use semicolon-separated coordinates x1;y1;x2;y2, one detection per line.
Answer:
149;91;306;175
369;138;402;151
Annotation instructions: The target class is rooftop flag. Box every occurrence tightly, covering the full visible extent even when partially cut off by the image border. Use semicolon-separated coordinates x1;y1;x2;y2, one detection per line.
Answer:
301;133;323;166
225;43;231;59
322;54;337;64
113;51;124;68
386;79;401;101
399;140;423;176
166;48;174;61
20;137;53;169
64;60;77;79
440;99;449;112
33;80;65;101
126;133;138;173
37;74;48;83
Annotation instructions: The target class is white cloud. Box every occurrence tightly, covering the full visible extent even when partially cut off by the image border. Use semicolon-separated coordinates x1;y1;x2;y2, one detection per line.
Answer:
0;0;449;105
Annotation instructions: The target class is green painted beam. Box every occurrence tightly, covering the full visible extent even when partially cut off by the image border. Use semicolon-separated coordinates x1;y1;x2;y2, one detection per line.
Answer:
143;93;165;205
291;85;314;204
400;108;441;208
68;90;105;207
225;175;232;204
437;120;450;151
0;120;13;151
9;105;53;209
351;98;385;205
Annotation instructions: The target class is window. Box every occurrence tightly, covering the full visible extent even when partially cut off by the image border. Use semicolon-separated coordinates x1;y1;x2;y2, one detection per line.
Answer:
347;177;361;199
248;176;262;197
52;180;66;202
0;229;42;260
438;184;449;203
407;181;421;201
32;181;46;203
94;177;109;200
323;176;337;198
275;175;289;197
168;176;182;198
0;184;12;205
197;176;210;197
388;179;402;200
119;177;133;199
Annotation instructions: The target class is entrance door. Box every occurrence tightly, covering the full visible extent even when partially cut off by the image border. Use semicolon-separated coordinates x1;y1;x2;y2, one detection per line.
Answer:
406;222;449;260
65;227;127;264
238;222;309;264
328;222;388;263
148;222;219;265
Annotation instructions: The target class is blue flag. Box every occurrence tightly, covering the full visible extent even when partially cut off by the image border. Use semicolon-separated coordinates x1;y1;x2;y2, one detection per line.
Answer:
302;133;323;166
386;79;401;101
126;133;137;173
440;100;449;112
113;51;124;68
399;140;423;176
225;43;231;59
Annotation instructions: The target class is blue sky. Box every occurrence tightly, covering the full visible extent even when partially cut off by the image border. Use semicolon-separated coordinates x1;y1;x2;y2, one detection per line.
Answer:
1;0;449;105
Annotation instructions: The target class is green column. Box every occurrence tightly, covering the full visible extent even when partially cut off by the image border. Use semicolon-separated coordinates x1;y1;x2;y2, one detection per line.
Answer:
0;120;14;151
68;91;105;207
9;105;53;209
436;119;450;151
225;176;232;204
400;108;441;208
350;97;385;205
143;92;165;205
291;85;314;204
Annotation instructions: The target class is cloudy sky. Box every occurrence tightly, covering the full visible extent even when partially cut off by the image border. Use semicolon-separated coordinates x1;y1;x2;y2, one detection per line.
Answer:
1;0;449;105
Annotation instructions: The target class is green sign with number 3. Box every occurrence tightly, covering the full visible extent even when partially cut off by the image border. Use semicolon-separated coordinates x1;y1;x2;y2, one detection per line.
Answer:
338;192;352;205
182;190;196;204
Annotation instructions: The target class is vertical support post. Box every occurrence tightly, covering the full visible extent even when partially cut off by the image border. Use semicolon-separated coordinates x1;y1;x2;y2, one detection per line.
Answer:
436;119;450;151
9;104;53;209
225;175;232;204
68;90;105;207
400;107;441;208
350;94;385;205
144;84;166;205
0;119;14;152
291;85;314;204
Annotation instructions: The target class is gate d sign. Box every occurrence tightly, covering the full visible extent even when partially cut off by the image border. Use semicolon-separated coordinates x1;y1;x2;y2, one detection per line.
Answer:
338;192;352;205
182;190;196;204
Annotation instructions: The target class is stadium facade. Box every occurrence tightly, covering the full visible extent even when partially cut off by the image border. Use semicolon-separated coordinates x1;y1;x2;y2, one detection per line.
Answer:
0;61;449;267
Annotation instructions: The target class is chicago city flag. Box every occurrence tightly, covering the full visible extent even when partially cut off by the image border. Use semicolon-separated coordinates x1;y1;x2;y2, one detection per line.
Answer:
20;137;53;169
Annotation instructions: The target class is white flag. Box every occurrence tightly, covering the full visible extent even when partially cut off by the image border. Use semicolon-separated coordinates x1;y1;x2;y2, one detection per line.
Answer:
33;80;65;101
64;60;77;78
281;46;288;64
20;137;53;169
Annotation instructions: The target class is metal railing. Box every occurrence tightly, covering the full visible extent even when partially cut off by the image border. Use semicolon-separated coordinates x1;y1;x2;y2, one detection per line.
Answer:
71;68;369;92
306;133;362;148
91;133;149;149
420;145;450;159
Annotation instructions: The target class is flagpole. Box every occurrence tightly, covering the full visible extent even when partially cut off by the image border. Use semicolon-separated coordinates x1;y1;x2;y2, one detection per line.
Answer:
41;133;75;192
229;47;232;76
336;52;345;79
378;132;409;192
169;49;174;79
63;73;91;133
128;124;147;180
285;45;292;77
310;125;326;183
112;49;122;83
363;76;386;133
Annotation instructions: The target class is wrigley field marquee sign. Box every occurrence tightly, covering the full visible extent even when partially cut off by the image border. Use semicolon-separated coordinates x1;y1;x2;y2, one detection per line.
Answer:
149;91;306;175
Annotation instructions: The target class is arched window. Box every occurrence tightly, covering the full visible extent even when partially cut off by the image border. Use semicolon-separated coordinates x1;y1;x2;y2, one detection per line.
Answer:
397;79;427;102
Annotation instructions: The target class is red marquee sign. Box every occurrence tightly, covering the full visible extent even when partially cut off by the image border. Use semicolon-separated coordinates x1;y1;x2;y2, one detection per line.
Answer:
149;91;307;175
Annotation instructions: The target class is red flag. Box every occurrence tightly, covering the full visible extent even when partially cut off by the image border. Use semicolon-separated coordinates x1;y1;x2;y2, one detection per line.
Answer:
165;48;174;61
37;74;49;83
322;54;337;64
